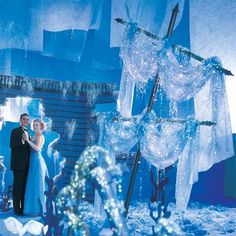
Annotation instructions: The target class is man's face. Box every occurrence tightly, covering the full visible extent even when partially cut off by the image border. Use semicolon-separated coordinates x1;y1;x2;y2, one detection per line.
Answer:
20;115;30;127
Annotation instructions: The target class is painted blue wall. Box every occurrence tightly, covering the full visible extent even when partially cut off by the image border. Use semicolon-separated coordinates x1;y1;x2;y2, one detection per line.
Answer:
0;0;235;206
0;0;121;83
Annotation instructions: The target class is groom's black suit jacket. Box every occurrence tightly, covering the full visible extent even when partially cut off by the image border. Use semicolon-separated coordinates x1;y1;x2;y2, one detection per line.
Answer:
10;126;31;171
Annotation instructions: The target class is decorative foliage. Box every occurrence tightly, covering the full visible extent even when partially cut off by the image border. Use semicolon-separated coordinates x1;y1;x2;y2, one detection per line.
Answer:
0;155;6;190
0;75;115;95
0;186;12;212
56;146;128;236
0;157;12;212
149;168;170;220
151;218;182;236
42;177;64;236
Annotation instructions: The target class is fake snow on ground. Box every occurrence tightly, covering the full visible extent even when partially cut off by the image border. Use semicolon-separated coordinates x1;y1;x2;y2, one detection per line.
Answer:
0;202;236;235
0;210;41;236
80;202;236;236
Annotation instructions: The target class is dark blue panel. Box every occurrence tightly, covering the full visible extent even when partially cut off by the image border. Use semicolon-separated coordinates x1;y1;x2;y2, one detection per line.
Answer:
43;29;87;62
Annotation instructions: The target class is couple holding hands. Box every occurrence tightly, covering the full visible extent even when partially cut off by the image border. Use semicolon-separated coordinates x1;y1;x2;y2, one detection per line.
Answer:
10;113;48;216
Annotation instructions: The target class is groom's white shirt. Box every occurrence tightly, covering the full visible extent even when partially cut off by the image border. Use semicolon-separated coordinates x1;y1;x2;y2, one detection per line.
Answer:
21;126;28;145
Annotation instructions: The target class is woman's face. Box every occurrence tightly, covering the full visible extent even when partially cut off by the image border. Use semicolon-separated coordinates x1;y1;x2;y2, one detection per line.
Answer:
33;121;41;132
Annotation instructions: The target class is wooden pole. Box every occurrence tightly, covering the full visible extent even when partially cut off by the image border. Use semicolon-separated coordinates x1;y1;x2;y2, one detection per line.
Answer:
115;18;233;76
124;4;180;217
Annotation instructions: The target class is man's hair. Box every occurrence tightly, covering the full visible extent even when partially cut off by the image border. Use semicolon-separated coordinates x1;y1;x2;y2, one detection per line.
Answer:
20;113;29;120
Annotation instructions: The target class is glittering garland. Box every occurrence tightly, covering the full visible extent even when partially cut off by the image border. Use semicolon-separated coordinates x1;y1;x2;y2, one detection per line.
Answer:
119;23;163;93
56;146;128;236
120;23;224;102
116;18;233;76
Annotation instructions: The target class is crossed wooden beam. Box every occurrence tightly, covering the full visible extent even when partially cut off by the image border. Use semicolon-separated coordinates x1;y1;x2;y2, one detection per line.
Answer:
115;3;227;217
115;15;233;76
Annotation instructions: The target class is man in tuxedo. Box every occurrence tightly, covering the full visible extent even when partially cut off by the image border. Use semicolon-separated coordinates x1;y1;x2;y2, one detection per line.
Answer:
10;113;31;215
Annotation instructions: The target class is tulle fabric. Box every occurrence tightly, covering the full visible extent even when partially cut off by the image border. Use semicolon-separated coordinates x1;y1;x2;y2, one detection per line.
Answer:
111;26;234;210
117;26;162;117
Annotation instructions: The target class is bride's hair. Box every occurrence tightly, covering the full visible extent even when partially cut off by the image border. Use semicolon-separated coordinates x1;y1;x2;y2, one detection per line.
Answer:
32;119;46;131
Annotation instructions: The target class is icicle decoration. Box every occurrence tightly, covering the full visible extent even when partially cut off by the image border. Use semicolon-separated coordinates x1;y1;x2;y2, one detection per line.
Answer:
114;24;234;210
120;23;162;85
98;112;138;153
140;112;200;169
158;48;224;102
0;156;6;194
117;24;164;117
98;111;200;170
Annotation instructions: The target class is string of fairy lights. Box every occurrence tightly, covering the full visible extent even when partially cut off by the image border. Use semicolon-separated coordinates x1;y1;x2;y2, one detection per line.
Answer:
55;22;228;234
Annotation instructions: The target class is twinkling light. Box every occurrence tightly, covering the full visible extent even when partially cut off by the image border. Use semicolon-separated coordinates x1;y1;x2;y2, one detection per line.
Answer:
98;110;200;170
158;49;225;102
56;146;128;235
120;23;163;88
115;23;233;210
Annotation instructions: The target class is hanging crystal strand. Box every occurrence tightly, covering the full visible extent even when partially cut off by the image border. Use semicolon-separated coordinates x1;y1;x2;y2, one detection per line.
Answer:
136;81;147;97
81;182;86;199
117;178;122;196
139;162;143;202
158;88;164;118
169;101;178;118
211;72;220;157
119;23;161;91
156;168;160;205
